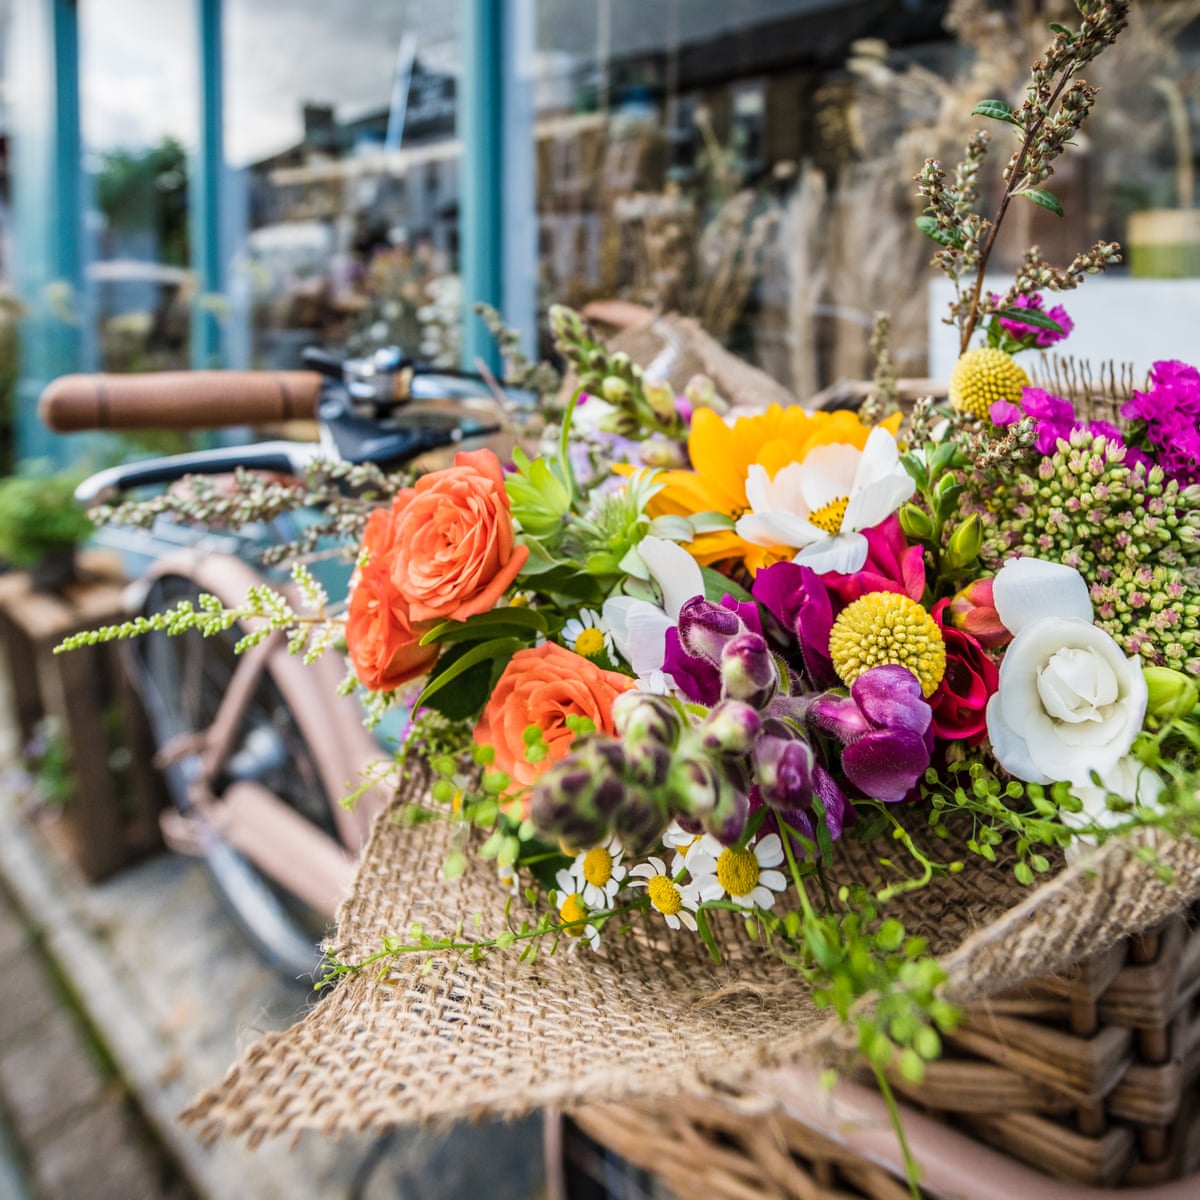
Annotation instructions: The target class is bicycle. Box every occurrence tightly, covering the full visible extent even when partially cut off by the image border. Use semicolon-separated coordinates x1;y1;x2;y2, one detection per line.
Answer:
39;348;520;978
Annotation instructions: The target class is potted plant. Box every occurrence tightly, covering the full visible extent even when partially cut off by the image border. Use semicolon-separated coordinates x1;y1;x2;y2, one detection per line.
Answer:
0;470;94;592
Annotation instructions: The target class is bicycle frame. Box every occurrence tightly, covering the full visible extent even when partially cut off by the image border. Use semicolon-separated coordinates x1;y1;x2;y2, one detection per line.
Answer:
131;546;382;917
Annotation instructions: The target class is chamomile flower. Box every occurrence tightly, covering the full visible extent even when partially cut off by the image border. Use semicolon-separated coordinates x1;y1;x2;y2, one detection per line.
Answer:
569;835;627;907
552;871;601;951
497;859;520;896
662;821;707;874
561;608;614;660
629;857;699;931
688;833;788;911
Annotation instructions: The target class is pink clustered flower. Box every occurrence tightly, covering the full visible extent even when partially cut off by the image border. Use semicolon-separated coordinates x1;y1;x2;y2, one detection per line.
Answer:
1121;360;1200;487
997;294;1074;348
990;388;1136;461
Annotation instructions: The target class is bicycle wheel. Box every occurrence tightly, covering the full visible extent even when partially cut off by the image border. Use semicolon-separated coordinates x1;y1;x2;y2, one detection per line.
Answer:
129;574;344;979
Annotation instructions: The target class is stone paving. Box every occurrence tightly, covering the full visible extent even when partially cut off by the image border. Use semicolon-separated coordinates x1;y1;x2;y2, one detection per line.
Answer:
0;679;546;1200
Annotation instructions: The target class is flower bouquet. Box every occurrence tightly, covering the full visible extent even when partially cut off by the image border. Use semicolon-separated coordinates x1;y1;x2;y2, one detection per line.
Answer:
77;2;1200;1192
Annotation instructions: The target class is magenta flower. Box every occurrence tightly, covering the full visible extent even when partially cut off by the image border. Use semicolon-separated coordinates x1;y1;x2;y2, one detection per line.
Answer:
1121;360;1200;486
808;665;933;803
998;294;1074;348
752;561;838;687
991;388;1132;459
825;515;926;607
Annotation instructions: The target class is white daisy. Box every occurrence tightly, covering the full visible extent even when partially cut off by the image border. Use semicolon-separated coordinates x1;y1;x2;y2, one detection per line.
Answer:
569;836;627;908
561;608;614;660
496;859;521;896
552;873;602;951
688;832;789;911
735;426;915;575
662;821;707;875
629;857;700;931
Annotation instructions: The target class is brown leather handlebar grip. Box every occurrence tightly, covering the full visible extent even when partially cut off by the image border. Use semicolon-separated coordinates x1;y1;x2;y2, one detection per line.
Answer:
38;370;323;432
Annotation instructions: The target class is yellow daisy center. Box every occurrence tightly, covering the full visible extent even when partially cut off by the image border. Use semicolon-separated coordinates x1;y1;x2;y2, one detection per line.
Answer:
559;892;588;935
716;847;760;898
948;348;1030;420
828;592;947;697
808;495;850;535
582;847;614;887
573;627;606;658
646;875;683;916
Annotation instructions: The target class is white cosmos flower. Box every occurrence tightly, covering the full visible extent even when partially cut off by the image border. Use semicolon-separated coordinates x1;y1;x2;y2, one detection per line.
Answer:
734;426;915;574
602;536;704;688
629;857;700;930
985;557;1148;785
687;833;789;911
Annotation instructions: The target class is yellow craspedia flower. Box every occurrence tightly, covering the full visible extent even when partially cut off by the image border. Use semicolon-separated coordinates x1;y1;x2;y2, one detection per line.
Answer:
829;592;946;697
948;348;1030;420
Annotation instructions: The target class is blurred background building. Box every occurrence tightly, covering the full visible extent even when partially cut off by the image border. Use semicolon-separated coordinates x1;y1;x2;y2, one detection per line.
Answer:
2;0;1199;467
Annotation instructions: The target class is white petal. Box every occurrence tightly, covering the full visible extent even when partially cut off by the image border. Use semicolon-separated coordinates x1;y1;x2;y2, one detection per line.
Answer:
755;461;813;517
664;913;681;930
748;886;777;910
737;510;820;550
679;911;698;931
850;426;901;492
793;532;869;575
696;879;725;902
842;470;915;534
986;692;1052;783
639;535;705;620
795;442;862;511
602;597;673;676
754;833;783;867
993;557;1093;635
758;869;788;892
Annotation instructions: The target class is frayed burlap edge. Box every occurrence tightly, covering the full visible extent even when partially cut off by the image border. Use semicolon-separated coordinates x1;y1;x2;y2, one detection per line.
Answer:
181;770;1200;1144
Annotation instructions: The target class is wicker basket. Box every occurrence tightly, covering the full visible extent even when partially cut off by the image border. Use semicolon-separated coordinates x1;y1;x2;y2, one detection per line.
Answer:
573;906;1200;1199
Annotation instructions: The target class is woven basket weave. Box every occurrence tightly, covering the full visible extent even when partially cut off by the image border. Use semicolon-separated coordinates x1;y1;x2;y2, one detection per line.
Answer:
572;907;1200;1198
183;762;1200;1188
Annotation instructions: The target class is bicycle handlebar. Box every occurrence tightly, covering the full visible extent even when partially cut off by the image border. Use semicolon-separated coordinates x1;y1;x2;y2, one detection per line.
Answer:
39;370;323;432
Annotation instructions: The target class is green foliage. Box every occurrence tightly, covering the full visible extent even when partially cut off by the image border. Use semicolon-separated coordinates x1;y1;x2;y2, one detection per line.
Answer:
0;470;93;568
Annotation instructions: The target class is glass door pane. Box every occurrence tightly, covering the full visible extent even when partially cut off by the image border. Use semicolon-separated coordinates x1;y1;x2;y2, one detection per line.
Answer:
223;1;462;370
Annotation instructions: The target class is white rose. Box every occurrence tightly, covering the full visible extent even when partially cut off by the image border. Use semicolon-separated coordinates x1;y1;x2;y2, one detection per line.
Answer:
985;557;1148;784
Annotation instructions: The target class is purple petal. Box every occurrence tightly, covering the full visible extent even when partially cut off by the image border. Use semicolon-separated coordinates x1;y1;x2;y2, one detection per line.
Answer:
754;735;816;810
808;693;870;742
677;596;743;663
663;626;722;704
850;666;932;736
842;728;930;803
989;400;1022;427
813;765;851;838
721;594;763;636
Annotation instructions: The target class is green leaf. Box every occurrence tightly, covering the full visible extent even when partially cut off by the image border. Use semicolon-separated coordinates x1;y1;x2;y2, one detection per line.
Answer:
694;908;722;964
700;566;754;606
915;215;957;248
689;511;736;534
647;514;695;542
1048;21;1075;41
420;608;549;646
971;99;1019;126
417;636;525;709
994;305;1064;335
1017;188;1064;218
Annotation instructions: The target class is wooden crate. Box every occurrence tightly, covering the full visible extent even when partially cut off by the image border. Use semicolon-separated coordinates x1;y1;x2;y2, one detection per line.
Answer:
0;552;165;881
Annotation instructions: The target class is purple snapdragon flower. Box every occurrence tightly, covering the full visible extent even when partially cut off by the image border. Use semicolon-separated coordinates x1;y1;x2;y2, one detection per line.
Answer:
752;734;851;843
997;294;1074;348
1121;360;1200;487
808;665;933;803
663;594;764;704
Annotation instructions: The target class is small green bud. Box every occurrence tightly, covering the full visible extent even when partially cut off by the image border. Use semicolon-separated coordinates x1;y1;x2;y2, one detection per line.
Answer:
642;380;679;425
898;503;934;540
944;513;983;569
601;375;631;403
1144;666;1199;728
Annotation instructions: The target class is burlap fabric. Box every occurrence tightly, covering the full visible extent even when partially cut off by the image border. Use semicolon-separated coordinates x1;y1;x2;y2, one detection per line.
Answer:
183;767;1200;1143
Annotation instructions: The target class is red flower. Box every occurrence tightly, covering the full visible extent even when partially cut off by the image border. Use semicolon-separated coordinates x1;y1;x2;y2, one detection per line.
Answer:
945;577;1010;649
929;599;999;743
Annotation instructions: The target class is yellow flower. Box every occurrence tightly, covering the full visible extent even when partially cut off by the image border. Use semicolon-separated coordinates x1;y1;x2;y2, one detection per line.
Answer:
620;405;902;574
948;348;1029;420
828;591;946;697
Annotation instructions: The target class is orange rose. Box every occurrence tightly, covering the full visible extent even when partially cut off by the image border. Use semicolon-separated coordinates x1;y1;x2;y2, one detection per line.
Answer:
346;508;439;692
474;643;635;791
389;449;529;623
